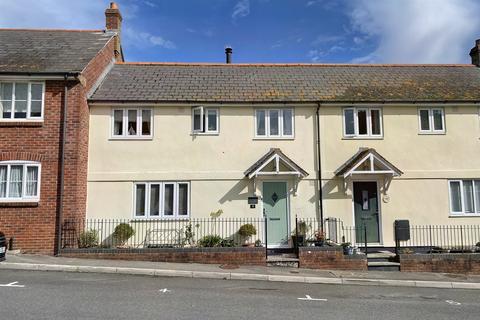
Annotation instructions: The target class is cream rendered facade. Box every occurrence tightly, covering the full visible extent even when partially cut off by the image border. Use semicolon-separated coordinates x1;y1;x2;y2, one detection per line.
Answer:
87;104;320;235
320;104;480;246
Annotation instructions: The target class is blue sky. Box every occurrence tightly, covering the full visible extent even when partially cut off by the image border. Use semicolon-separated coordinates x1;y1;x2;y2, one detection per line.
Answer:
1;0;480;64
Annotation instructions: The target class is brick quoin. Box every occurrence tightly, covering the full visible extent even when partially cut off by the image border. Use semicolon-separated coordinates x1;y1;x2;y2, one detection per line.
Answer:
0;38;116;254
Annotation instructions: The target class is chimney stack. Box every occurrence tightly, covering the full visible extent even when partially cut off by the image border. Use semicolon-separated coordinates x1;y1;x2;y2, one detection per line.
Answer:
105;2;123;61
225;47;233;64
470;39;480;67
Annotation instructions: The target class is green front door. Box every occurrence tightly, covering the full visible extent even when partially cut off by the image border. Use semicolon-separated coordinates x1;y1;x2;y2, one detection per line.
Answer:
354;181;380;244
263;181;288;247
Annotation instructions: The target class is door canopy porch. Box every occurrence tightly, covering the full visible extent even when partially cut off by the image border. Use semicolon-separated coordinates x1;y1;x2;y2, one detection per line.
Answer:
244;148;308;179
335;148;403;179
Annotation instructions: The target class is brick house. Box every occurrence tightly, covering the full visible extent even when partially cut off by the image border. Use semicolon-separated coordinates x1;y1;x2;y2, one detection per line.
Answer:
0;3;122;254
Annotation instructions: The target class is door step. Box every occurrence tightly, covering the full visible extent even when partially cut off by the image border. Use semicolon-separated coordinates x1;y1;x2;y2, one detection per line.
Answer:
367;261;401;271
267;254;299;268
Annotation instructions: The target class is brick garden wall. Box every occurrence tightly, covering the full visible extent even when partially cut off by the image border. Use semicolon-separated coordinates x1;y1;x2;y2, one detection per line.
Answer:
400;253;480;274
60;247;266;266
299;247;367;271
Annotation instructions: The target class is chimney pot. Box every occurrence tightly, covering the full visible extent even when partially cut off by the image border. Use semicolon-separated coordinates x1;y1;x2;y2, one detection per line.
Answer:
470;39;480;67
110;2;119;9
105;2;122;31
225;47;233;64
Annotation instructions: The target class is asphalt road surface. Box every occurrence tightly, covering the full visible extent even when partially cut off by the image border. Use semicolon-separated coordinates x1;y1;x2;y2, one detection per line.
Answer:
0;270;479;320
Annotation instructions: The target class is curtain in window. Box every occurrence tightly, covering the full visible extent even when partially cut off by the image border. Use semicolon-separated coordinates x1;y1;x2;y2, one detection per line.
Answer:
128;110;137;135
164;184;174;216
9;165;23;197
463;180;475;213
0;166;6;197
113;110;123;135
26;166;38;196
269;110;279;135
256;110;266;136
432;109;443;131
1;83;13;119
282;109;293;136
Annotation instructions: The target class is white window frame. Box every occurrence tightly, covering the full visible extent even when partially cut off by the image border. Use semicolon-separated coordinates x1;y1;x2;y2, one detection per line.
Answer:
111;108;153;139
192;106;219;134
448;179;480;216
418;108;445;134
0;161;41;202
133;182;190;219
254;108;295;139
342;107;383;138
0;82;45;121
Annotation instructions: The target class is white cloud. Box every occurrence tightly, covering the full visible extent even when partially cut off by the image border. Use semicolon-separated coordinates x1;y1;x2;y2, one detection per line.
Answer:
124;27;176;50
232;0;250;21
349;0;480;63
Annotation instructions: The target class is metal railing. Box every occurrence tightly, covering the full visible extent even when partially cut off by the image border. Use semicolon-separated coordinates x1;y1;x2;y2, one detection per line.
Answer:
297;217;360;246
61;218;266;249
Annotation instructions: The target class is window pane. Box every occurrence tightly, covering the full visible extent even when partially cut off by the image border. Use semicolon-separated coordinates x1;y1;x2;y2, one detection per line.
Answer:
30;101;42;118
475;181;480;213
269;110;279;135
0;100;12;119
357;110;367;135
371;109;381;135
178;183;188;216
31;84;43;101
14;100;27;119
15;83;28;100
419;110;430;131
141;110;151;135
150;184;160;216
0;166;6;198
164;184;174;216
135;184;146;216
463;180;474;213
432;109;444;131
207;109;217;132
344;109;355;135
283;109;293;136
127;110;137;135
0;83;13;101
9;165;23;198
256;110;266;136
113;110;123;135
193;107;202;132
450;181;462;212
25;166;38;197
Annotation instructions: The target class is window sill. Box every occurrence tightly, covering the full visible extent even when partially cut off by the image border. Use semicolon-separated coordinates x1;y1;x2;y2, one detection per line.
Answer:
253;137;295;141
418;132;446;135
449;214;480;218
130;217;190;222
109;136;153;141
191;133;219;136
342;136;383;140
0;201;39;208
0;121;43;127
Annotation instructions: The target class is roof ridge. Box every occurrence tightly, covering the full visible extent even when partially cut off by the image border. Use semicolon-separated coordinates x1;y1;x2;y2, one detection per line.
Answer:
115;62;475;67
0;28;105;33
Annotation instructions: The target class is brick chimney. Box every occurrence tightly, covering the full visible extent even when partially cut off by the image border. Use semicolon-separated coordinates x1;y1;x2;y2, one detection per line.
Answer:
105;2;122;61
470;39;480;67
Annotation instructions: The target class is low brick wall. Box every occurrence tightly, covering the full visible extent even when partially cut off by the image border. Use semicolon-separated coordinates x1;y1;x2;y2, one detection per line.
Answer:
60;247;266;266
400;253;480;274
299;246;367;271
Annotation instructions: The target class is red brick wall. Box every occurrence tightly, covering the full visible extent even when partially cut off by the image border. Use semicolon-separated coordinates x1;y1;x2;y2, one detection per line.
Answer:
61;248;266;266
0;37;116;254
400;253;480;274
299;247;367;271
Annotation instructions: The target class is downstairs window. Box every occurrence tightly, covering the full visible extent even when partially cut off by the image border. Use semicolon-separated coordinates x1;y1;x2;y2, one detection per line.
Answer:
134;182;190;218
0;162;40;201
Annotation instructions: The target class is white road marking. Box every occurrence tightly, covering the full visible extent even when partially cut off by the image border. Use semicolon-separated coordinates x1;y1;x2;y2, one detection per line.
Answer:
445;300;461;306
298;295;327;301
159;288;171;293
0;281;25;288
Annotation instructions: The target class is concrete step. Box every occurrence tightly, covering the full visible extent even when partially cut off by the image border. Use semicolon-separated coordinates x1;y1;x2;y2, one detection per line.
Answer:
368;261;401;271
267;254;299;268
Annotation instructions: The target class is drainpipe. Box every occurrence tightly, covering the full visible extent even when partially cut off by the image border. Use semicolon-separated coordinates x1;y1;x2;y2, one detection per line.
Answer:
316;103;324;230
55;74;70;255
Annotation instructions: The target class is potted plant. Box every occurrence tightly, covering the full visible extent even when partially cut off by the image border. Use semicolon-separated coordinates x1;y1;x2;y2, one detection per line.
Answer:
341;242;354;255
313;229;325;247
292;221;309;248
113;223;135;247
238;223;257;247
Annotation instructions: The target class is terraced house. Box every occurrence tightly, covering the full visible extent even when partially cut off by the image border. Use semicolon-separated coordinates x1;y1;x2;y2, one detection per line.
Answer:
2;3;480;254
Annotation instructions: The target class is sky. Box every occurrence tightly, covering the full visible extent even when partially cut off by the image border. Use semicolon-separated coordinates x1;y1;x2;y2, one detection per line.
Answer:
0;0;479;64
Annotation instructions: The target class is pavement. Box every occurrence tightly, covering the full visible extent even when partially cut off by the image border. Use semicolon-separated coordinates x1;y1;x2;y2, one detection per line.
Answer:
1;252;480;290
1;269;479;320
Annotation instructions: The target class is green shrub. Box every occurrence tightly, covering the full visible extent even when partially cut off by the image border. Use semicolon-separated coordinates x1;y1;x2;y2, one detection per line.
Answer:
78;230;98;248
238;224;257;237
198;235;223;247
113;223;135;244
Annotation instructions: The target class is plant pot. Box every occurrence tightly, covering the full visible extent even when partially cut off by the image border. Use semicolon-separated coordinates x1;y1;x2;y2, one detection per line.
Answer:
292;235;305;248
343;246;354;255
314;240;324;247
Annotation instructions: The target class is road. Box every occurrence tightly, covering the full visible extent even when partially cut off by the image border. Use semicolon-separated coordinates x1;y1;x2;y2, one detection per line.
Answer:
0;270;479;320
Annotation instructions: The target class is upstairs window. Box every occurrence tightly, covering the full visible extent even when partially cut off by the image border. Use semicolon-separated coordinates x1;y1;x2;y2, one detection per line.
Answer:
0;82;44;120
343;107;382;138
255;108;294;138
418;108;445;133
449;180;480;215
112;108;152;138
192;107;219;134
0;162;40;201
134;182;190;218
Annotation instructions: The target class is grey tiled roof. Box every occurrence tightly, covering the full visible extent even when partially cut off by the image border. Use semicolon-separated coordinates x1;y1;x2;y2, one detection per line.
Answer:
90;63;480;103
0;29;114;73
